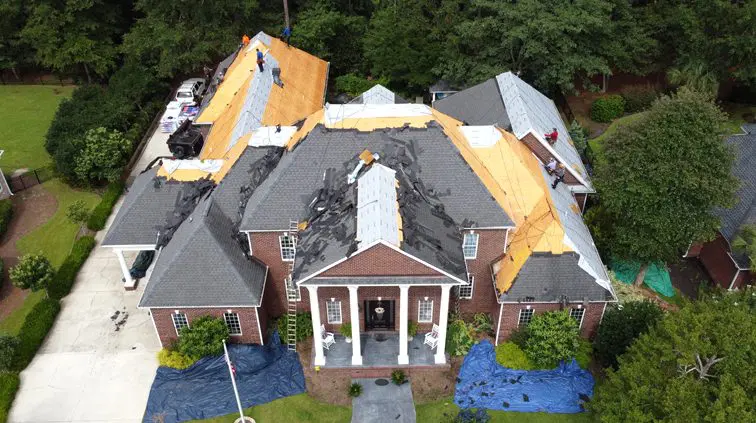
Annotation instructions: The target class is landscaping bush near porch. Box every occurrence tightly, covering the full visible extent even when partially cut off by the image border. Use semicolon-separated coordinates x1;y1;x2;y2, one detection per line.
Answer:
590;95;625;123
177;316;229;360
276;312;313;342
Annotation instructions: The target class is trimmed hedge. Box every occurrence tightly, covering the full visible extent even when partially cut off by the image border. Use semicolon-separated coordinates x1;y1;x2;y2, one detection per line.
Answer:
48;236;96;300
0;372;19;423
495;342;535;370
590;95;625;123
86;181;124;231
12;298;61;371
620;85;657;113
0;199;12;239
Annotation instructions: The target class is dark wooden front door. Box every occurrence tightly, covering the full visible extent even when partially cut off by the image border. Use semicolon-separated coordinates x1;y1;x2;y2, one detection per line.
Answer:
364;300;395;330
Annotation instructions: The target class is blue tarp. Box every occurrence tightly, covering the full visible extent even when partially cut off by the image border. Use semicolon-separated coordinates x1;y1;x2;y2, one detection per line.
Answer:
454;341;594;413
143;332;305;423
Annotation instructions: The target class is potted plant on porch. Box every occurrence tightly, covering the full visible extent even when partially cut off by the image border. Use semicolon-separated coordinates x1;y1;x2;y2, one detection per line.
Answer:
340;323;352;343
408;320;418;341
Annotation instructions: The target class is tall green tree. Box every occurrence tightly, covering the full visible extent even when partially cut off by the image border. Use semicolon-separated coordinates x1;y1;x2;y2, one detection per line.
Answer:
593;301;664;369
122;0;260;78
437;0;657;92
0;0;32;78
594;89;737;284
589;291;756;422
291;1;367;75
21;0;124;82
74;127;132;184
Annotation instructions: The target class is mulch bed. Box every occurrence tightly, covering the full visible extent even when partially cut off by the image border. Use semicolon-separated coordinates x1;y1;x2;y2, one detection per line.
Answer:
0;185;58;320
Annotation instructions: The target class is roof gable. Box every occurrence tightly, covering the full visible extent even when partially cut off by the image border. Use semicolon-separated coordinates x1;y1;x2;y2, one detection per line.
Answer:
308;242;446;280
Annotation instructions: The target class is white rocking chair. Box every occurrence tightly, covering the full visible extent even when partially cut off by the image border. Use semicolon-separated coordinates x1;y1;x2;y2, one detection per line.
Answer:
320;324;335;350
424;324;440;350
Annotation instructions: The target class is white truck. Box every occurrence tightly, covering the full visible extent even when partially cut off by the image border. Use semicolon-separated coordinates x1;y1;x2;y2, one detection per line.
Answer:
175;78;206;104
159;79;206;133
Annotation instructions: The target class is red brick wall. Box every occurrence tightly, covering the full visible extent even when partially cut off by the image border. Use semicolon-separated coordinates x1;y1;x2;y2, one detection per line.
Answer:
151;307;262;347
698;233;739;289
250;231;292;317
573;193;587;213
320;244;443;277
459;230;506;319
733;270;752;290
521;133;580;185
685;242;704;258
496;302;605;341
312;285;442;333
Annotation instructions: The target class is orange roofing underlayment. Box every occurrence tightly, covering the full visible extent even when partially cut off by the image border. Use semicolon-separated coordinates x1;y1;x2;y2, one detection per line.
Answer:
286;105;573;293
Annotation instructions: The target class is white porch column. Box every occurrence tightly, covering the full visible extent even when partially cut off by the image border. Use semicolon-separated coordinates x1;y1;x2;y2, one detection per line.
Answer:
348;286;362;365
114;249;135;289
435;285;452;364
398;285;410;365
307;286;326;366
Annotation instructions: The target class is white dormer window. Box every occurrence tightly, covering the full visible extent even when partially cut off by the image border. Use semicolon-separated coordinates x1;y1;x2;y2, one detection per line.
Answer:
279;234;296;261
463;232;479;259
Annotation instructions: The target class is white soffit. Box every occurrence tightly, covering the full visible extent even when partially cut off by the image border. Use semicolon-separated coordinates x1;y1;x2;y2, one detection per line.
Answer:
460;125;502;148
249;126;297;147
357;164;400;248
162;159;224;175
324;103;432;127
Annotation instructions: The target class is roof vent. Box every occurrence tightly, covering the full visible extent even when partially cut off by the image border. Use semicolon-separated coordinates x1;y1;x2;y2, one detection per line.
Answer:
272;68;283;87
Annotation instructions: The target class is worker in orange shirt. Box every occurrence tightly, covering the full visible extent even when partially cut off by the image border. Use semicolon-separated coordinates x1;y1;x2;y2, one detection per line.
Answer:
241;34;250;46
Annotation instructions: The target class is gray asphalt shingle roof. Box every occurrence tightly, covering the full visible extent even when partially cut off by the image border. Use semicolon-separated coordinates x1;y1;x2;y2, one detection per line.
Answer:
139;198;267;308
717;133;756;268
103;169;198;247
500;253;612;302
433;79;511;130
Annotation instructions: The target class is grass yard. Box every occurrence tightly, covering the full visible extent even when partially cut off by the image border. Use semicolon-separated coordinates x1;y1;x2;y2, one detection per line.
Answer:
587;112;648;163
16;179;100;268
0;291;45;336
188;394;352;423
416;398;595;423
721;102;756;135
0;85;74;173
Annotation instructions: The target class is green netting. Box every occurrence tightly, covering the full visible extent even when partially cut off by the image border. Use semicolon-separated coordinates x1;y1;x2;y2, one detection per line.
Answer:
611;259;675;297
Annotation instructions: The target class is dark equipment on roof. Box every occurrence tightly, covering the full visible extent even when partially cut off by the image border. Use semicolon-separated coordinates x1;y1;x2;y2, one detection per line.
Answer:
167;120;204;159
129;250;155;279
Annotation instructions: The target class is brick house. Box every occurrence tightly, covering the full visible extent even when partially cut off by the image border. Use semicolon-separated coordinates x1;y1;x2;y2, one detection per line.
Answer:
685;125;755;289
104;34;615;369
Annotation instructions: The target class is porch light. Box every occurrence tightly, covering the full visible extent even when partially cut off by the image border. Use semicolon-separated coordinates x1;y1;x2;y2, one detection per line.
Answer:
526;305;531;310
378;297;382;301
227;309;232;313
424;296;428;301
174;310;179;314
577;304;583;309
330;298;335;302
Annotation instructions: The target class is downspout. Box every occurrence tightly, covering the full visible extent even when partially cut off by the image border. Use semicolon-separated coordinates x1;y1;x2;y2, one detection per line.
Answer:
728;269;741;291
495;303;504;346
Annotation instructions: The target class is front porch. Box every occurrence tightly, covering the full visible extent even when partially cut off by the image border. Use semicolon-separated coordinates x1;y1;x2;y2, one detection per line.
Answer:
320;333;442;368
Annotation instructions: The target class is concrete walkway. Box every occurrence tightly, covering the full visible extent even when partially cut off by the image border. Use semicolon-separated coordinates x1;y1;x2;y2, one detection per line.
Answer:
9;200;161;423
351;378;416;423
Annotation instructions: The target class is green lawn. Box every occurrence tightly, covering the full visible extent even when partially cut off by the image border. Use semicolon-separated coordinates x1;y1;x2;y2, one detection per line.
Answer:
16;179;100;268
721;102;755;135
187;394;352;423
0;85;74;173
0;291;45;336
417;398;594;423
587;112;648;163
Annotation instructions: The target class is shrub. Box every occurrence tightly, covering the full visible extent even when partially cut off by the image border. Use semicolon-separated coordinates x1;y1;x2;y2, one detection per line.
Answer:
73;127;132;184
590;95;625;123
339;322;352;338
471;313;493;336
391;369;407;385
276;312;313;342
0;372;20;423
66;200;90;225
507;325;530;349
0;336;20;371
0;257;3;283
0;199;12;239
407;320;418;338
575;338;592;369
333;73;391;97
454;409;491;423
48;236;97;300
10;254;54;292
177;316;229;360
593;301;664;369
157;348;197;370
620;85;657;113
446;319;474;356
524;311;579;369
87;181;124;231
348;382;363;397
495;342;534;370
568;120;589;154
13;298;60;370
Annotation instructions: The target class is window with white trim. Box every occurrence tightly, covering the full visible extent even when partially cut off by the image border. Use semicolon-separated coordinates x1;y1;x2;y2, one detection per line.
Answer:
463;232;479;259
326;300;342;324
285;277;300;301
171;312;189;335
418;299;433;323
518;309;534;327
224;312;242;335
459;274;474;299
570;308;585;328
279;234;296;261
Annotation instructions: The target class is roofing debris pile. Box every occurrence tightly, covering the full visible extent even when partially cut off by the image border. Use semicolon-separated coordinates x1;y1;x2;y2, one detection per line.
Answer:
155;177;215;247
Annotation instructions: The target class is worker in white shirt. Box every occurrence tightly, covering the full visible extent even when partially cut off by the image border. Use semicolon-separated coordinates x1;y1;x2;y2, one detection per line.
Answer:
545;157;557;174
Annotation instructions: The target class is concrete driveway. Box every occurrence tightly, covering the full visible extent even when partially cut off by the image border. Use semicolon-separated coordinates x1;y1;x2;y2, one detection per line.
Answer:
9;203;161;423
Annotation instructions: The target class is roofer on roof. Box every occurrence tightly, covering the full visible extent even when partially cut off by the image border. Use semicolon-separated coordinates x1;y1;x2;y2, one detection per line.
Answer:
545;127;558;144
551;163;566;189
242;34;250;46
256;49;265;72
282;26;292;46
545;157;557;174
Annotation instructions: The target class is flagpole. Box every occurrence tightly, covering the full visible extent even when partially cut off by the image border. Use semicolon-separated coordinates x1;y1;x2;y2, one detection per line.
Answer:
223;339;245;421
